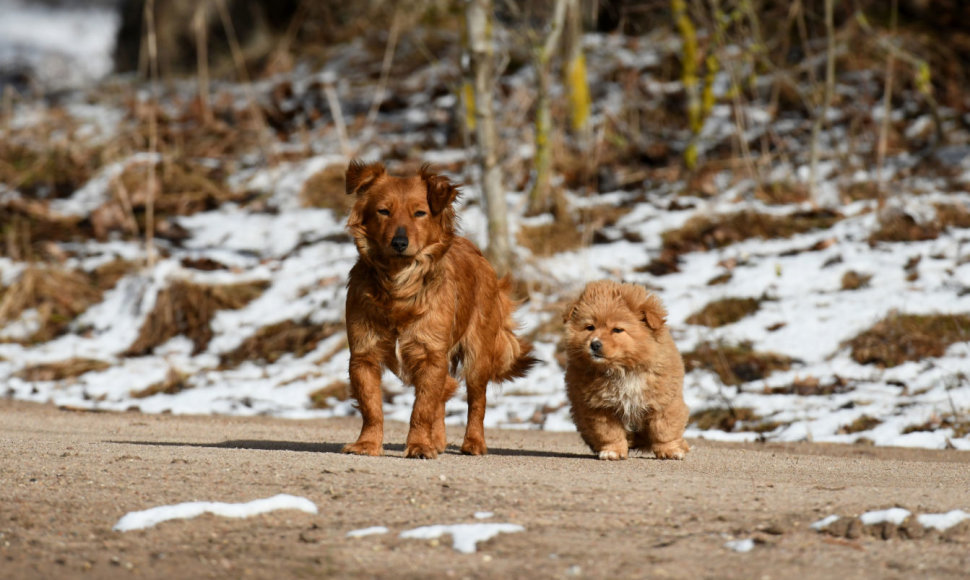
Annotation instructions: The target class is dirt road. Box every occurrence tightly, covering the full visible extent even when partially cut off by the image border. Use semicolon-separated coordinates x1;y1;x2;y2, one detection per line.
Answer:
1;399;968;579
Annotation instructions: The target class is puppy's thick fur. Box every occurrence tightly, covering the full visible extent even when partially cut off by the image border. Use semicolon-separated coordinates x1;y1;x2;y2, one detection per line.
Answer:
342;160;537;459
563;280;689;460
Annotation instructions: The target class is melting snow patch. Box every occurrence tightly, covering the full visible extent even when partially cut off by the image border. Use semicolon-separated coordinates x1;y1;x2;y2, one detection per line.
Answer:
113;494;318;532
474;511;494;519
347;526;389;538
400;523;524;554
810;515;841;530
917;510;970;531
859;507;911;526
724;538;755;553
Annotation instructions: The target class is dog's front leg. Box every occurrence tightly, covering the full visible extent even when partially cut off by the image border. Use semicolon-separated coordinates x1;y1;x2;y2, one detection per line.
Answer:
342;355;385;456
405;364;449;459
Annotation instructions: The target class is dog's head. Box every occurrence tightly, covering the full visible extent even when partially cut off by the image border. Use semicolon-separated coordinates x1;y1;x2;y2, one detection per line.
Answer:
563;280;669;370
345;160;460;265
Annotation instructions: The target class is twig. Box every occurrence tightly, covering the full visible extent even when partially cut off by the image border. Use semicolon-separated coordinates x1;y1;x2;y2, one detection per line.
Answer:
366;7;403;129
808;0;836;206
875;0;897;207
323;79;352;158
143;0;159;268
192;3;212;125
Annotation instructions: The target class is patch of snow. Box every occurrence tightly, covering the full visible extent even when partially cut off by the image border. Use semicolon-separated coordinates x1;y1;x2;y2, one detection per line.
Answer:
724;538;755;553
810;515;840;530
859;508;911;526
399;523;525;554
347;526;389;538
113;494;318;532
917;510;970;531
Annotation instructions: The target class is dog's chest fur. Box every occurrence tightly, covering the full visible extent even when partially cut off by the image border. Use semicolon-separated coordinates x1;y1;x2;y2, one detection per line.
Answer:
589;369;650;429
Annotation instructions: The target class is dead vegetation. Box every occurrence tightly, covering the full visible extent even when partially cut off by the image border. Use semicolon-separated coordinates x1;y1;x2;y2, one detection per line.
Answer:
689;406;782;433
219;319;342;368
308;380;350;409
301;164;354;214
130;368;192;398
0;267;104;343
839;415;882;435
685;296;763;328
14;359;110;382
763;375;854;396
903;413;970;439
518;204;632;257
125;280;270;356
682;341;794;386
0;199;92;259
642;209;843;275
841;270;872;291
845;312;970;367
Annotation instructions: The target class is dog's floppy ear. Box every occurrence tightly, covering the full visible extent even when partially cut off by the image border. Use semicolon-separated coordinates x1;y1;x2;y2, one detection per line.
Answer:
421;164;460;215
345;160;385;196
562;298;580;324
639;294;668;331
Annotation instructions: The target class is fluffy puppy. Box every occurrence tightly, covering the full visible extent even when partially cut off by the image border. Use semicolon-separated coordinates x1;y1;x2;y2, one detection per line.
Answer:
342;160;537;459
563;280;689;460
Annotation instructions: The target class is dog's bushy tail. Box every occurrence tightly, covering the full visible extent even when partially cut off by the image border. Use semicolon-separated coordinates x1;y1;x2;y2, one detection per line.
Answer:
493;277;540;383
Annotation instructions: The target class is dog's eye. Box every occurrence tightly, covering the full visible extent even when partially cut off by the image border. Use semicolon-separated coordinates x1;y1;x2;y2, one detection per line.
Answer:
377;208;390;216
612;328;624;334
584;325;595;332
414;210;427;217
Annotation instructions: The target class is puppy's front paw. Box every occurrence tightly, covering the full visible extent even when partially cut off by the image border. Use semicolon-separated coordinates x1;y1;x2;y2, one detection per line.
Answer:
652;440;689;460
597;449;627;460
404;443;438;459
342;440;383;456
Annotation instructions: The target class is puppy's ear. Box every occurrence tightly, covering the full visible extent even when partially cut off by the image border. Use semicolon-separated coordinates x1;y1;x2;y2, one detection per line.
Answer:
639;294;668;331
346;160;385;196
562;299;579;324
421;164;460;215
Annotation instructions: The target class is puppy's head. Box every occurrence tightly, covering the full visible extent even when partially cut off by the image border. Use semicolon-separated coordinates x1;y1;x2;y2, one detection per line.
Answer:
345;160;460;264
563;280;669;370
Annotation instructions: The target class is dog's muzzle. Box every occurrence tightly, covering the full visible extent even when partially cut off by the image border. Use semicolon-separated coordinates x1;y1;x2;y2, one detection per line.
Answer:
391;227;409;254
589;339;603;358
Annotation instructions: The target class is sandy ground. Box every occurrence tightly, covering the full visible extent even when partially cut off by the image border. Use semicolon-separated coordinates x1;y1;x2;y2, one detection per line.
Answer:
1;399;969;579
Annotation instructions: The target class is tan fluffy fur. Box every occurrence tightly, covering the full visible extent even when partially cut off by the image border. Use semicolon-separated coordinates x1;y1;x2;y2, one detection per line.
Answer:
563;280;689;460
342;160;537;459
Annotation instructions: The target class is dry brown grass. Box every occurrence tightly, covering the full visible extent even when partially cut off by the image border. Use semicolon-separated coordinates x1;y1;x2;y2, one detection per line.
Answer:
839;415;882;434
15;358;110;382
845;312;970;367
682;341;794;386
518;219;584;257
126;280;269;356
689;406;782;433
755;182;811;205
868;211;939;243
685;297;763;328
0;267;103;343
308;380;350;409
841;270;873;291
130;368;191;398
661;209;843;259
0;137;101;199
301;164;353;214
763;375;853;396
0;199;92;259
903;413;970;439
936;203;970;229
219;319;342;369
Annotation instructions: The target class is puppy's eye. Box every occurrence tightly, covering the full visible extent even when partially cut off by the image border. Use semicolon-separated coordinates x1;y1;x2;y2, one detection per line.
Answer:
377;208;390;216
612;328;624;334
584;325;595;332
414;210;427;217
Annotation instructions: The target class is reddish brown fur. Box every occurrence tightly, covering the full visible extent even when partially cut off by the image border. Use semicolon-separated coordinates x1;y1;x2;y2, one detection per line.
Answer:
563;280;690;460
342;160;537;459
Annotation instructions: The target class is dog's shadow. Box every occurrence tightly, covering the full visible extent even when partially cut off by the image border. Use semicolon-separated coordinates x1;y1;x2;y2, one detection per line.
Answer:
109;439;588;459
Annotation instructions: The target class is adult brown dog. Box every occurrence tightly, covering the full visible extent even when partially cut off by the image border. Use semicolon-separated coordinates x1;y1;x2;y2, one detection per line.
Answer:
342;160;537;459
563;280;690;460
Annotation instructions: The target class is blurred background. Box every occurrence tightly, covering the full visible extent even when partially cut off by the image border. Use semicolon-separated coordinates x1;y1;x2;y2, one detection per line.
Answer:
1;0;969;449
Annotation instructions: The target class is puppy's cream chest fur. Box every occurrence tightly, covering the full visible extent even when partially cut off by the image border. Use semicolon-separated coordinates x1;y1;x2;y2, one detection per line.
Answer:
588;369;649;429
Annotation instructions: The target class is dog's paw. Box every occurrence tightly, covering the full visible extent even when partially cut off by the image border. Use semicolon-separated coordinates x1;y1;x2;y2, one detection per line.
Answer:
652;440;689;460
342;441;383;456
597;449;627;461
460;438;487;456
404;443;438;460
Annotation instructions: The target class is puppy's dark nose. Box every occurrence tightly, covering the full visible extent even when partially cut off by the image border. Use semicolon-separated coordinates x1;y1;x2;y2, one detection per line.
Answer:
590;339;602;354
390;227;409;254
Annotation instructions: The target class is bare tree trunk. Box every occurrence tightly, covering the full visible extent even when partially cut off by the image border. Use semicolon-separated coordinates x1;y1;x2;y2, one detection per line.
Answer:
527;0;568;218
466;0;511;276
808;0;835;205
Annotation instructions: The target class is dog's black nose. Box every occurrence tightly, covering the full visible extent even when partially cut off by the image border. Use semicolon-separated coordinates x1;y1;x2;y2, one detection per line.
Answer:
590;339;602;353
391;227;409;253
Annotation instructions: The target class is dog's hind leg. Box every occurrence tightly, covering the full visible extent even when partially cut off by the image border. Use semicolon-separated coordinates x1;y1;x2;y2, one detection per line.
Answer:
343;355;385;456
460;376;488;455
